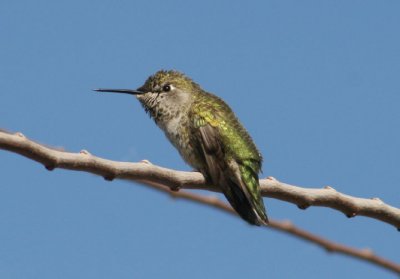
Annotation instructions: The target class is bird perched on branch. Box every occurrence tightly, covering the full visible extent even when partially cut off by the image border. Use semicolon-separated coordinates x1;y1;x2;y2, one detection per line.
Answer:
95;70;268;225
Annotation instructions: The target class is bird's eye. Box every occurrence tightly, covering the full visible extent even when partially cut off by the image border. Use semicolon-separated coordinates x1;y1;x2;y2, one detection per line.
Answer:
162;84;171;92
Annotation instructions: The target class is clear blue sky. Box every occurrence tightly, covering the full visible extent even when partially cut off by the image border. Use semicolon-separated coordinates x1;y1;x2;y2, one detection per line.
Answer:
1;1;399;278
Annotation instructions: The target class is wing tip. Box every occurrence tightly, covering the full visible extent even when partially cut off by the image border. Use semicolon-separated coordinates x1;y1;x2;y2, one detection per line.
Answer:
256;214;269;226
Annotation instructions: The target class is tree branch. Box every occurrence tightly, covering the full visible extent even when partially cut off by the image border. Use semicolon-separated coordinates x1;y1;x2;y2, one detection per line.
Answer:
0;129;399;275
0;129;399;230
142;181;400;275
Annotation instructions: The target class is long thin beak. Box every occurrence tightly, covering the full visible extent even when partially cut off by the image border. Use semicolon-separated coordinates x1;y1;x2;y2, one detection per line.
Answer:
93;88;145;95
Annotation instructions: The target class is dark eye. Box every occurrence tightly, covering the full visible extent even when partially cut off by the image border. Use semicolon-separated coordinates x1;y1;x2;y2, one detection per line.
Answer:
162;84;171;92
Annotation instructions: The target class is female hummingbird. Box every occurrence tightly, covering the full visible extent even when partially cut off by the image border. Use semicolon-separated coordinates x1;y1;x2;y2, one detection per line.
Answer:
95;70;268;225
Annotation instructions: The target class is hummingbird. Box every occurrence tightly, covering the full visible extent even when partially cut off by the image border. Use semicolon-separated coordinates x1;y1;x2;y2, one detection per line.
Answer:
95;70;268;225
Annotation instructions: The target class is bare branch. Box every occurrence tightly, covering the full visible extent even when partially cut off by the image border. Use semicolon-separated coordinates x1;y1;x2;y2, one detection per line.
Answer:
0;129;399;230
148;183;400;275
1;129;399;274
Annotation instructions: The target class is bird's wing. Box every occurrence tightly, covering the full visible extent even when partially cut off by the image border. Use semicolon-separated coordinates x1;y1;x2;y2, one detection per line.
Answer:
191;99;268;225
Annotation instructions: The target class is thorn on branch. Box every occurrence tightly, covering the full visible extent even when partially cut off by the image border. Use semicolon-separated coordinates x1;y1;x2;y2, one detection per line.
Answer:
15;132;25;138
80;149;91;155
297;204;310;210
324;185;336;190
371;197;383;203
103;175;115;181
346;212;357;218
45;164;55;171
170;185;180;192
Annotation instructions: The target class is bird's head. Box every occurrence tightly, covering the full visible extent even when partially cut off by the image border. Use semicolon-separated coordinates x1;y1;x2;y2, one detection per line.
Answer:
95;70;201;120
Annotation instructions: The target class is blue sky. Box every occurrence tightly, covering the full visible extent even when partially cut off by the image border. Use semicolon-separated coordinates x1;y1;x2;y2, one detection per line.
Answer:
1;0;399;278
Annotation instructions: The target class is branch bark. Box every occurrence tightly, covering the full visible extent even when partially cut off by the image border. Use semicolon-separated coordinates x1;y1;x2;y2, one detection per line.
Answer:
0;129;399;230
0;129;399;275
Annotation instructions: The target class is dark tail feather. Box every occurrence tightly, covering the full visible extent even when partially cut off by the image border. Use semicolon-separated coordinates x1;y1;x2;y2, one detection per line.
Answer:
222;180;268;226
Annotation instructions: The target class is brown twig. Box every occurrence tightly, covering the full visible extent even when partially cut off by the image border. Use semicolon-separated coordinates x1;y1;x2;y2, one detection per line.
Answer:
136;180;400;275
0;129;399;230
0;129;399;274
